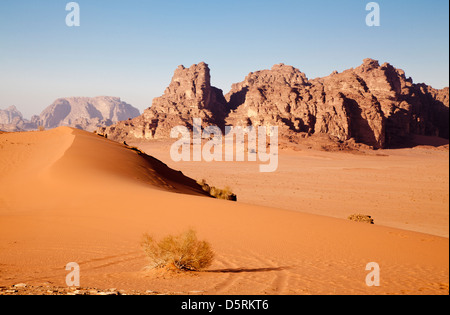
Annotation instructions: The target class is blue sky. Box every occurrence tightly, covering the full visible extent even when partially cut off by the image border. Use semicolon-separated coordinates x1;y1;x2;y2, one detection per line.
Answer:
0;0;448;118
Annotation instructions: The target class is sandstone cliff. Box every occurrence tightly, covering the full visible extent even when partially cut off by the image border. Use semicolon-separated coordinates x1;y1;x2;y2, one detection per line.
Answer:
98;62;227;141
97;59;449;149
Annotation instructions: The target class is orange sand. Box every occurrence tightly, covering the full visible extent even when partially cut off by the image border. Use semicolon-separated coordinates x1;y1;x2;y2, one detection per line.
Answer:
0;128;448;295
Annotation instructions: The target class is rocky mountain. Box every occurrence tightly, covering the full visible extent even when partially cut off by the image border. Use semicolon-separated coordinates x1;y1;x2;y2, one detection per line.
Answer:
95;59;447;149
226;59;448;148
0;105;23;125
0;106;38;132
37;96;140;132
0;97;140;132
99;62;227;140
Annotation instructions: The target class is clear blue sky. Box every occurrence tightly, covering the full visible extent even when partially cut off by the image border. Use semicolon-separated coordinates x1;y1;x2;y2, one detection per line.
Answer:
0;0;448;118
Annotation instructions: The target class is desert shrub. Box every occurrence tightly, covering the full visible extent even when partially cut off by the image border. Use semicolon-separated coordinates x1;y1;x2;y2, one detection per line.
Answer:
122;141;144;154
348;214;374;224
197;179;237;201
141;229;214;271
37;125;45;132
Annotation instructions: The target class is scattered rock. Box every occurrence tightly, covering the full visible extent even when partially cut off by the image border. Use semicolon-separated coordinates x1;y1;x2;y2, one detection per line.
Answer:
0;285;160;295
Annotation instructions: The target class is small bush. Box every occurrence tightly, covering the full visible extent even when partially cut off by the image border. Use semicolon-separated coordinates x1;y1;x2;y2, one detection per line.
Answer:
122;141;144;154
37;125;45;132
348;214;374;224
197;179;237;201
141;229;214;272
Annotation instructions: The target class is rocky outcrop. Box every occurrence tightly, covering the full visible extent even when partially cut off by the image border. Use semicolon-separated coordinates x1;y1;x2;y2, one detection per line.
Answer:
0;106;23;125
37;96;140;132
226;59;448;148
1;97;140;132
225;63;386;148
98;59;449;149
0;106;38;132
98;62;227;141
352;59;449;146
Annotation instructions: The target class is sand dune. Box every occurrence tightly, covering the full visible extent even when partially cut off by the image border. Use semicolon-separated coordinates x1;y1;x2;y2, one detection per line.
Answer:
0;128;448;295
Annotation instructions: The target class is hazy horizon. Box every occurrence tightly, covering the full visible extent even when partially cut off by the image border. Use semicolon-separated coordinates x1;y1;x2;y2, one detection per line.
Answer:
1;0;449;119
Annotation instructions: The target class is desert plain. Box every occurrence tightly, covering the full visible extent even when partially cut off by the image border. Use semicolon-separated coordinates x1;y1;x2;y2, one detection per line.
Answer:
0;127;448;295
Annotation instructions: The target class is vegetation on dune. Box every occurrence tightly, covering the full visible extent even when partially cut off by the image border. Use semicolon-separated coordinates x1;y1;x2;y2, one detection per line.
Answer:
348;214;374;224
197;179;237;201
141;229;214;272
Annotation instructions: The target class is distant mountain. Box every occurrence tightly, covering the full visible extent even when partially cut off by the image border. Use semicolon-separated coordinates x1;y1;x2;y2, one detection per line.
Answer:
98;60;449;149
0;105;22;124
36;96;140;132
0;106;37;132
0;97;140;132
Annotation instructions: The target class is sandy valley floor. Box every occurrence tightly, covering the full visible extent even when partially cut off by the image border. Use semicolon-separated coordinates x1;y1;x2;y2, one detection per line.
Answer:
0;128;448;295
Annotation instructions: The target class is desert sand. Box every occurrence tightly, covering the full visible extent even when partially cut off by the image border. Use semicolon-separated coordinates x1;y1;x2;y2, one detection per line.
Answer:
0;127;448;295
133;137;450;238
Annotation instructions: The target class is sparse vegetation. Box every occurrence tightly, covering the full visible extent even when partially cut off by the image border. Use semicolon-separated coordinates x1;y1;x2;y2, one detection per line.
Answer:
121;141;144;154
197;179;237;201
37;125;45;132
128;146;143;154
348;214;374;224
141;229;214;272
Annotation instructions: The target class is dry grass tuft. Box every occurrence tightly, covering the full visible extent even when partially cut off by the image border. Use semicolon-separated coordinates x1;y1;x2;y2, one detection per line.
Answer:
197;179;237;201
141;229;214;272
348;214;374;224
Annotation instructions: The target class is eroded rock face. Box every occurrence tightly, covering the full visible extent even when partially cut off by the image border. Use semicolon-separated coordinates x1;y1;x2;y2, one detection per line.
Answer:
98;62;228;141
352;59;449;146
226;62;386;148
0;106;23;125
98;59;449;149
226;58;448;148
38;96;140;132
1;97;140;132
0;106;38;132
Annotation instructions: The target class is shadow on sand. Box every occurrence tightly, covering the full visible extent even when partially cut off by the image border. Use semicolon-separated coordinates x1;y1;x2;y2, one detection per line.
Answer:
206;266;290;274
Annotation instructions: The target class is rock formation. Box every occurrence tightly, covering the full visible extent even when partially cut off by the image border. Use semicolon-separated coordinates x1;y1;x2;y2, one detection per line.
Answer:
0;105;23;125
96;59;448;149
37;96;140;132
226;59;448;148
98;62;227;140
0;97;140;132
0;106;38;132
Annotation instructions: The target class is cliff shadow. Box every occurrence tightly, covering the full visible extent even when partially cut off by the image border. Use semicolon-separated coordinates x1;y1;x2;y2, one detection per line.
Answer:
343;97;381;148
